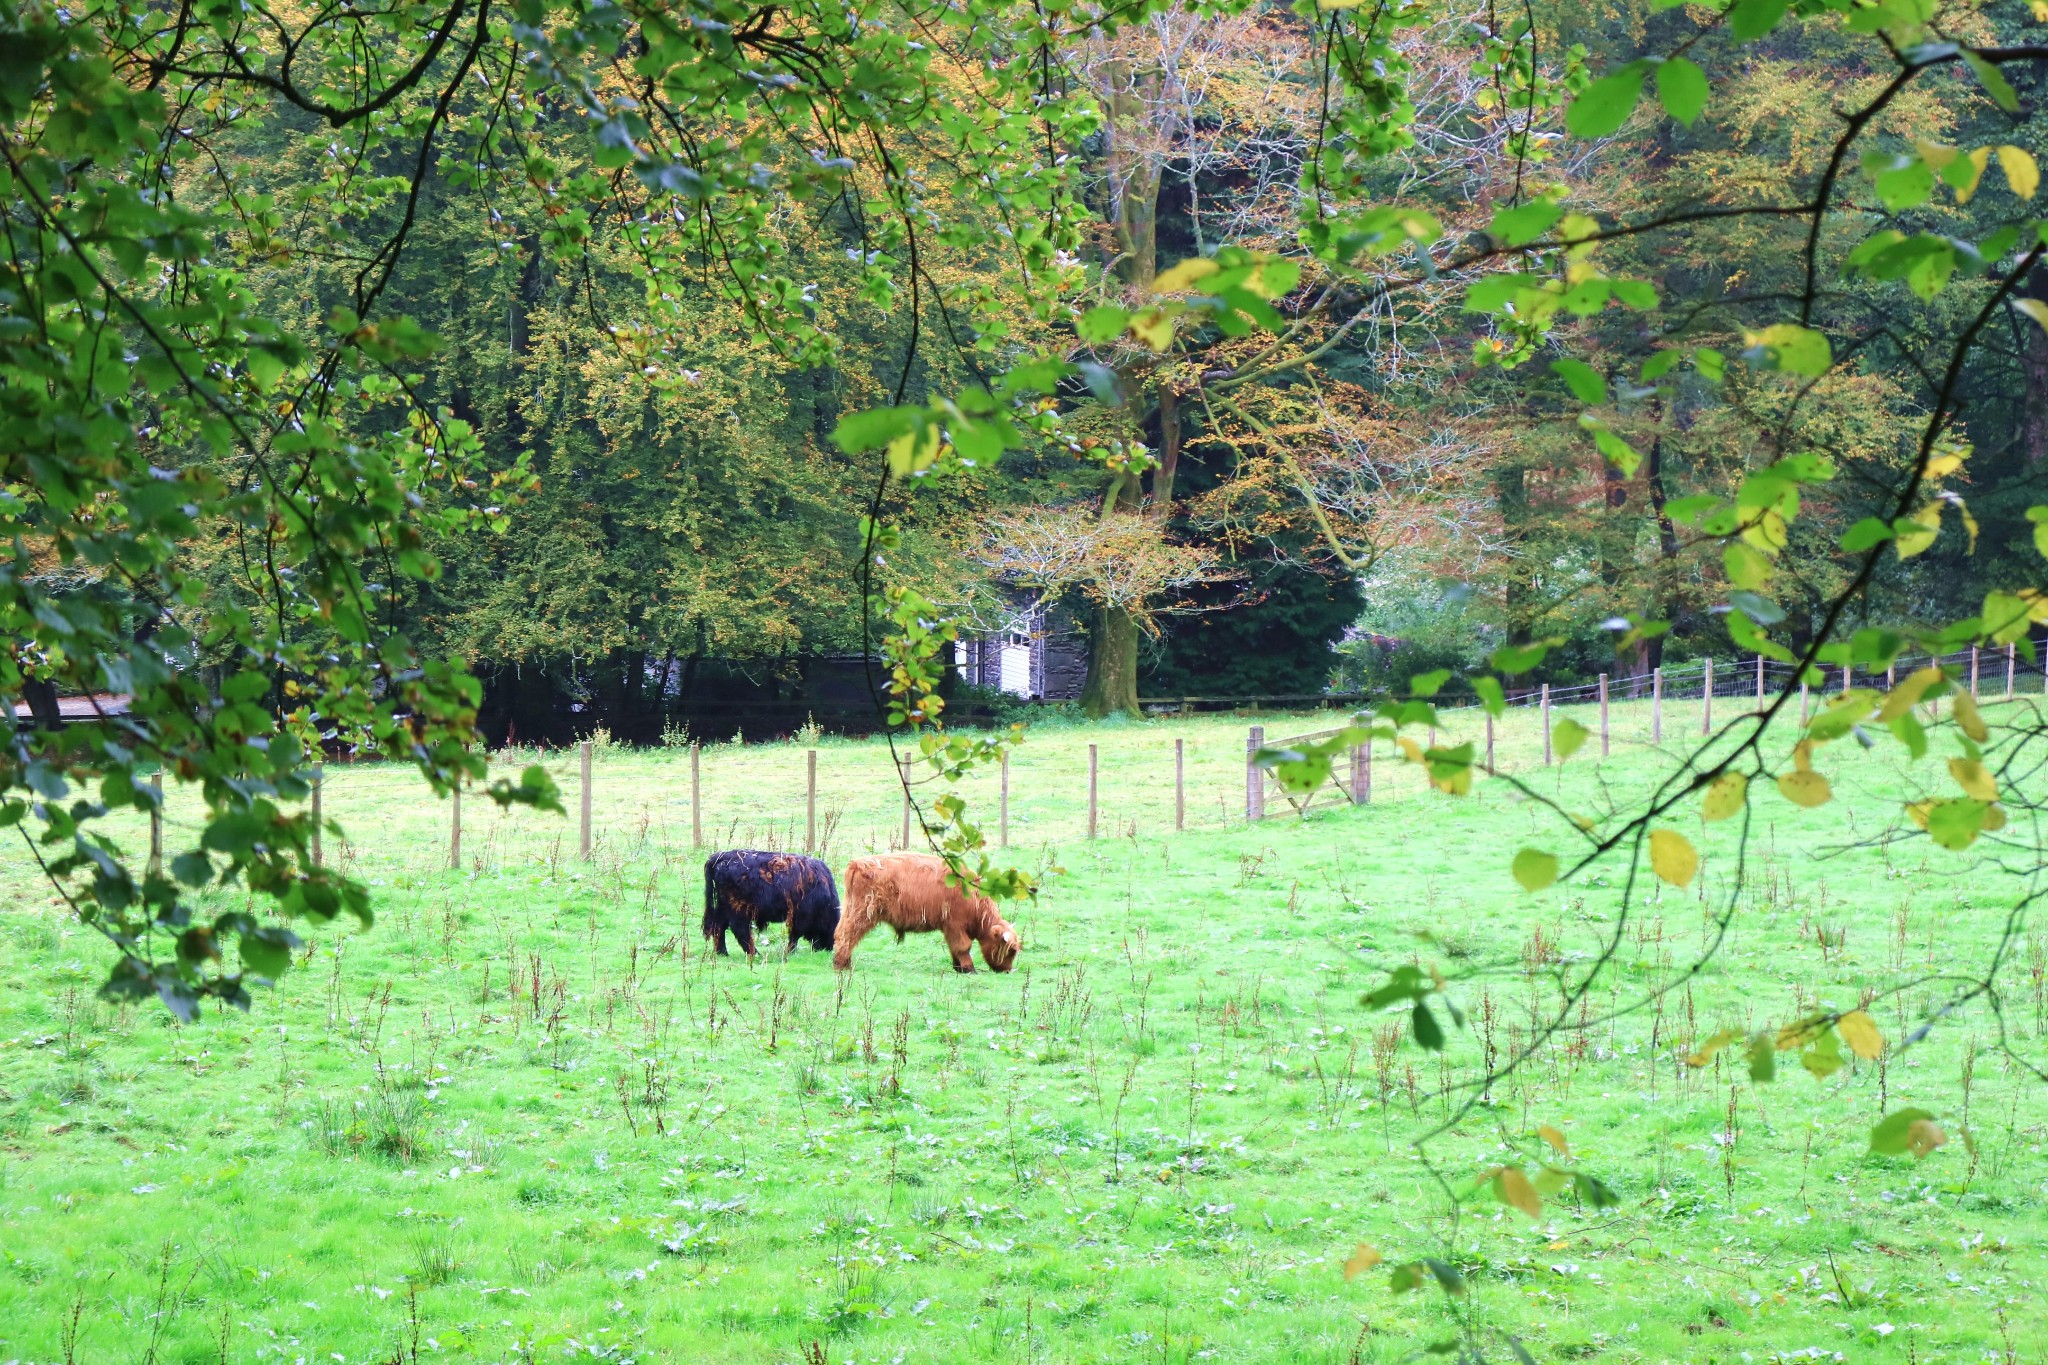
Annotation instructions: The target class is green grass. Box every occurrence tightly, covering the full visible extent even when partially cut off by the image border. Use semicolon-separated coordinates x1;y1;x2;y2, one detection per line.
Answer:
0;699;2042;1364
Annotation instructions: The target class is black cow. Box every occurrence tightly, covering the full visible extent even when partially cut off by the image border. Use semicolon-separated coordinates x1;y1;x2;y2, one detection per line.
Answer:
702;850;840;959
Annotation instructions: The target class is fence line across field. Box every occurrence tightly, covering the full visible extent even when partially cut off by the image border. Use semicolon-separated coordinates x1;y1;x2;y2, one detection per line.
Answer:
350;647;2043;871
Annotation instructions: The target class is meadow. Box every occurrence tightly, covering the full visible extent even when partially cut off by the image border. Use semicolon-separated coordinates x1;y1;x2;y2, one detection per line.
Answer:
0;697;2042;1365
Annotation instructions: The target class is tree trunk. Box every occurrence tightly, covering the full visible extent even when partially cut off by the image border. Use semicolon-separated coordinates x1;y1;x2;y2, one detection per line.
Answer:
1621;423;1680;693
1152;386;1181;513
20;677;62;732
1080;604;1142;719
1104;59;1162;289
2019;265;2048;469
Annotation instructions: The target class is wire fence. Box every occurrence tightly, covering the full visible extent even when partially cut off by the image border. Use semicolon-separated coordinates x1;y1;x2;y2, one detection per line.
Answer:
81;647;2047;889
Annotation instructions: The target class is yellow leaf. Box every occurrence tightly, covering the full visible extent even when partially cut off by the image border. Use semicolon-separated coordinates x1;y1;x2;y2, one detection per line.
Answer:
1152;257;1220;293
2001;146;2042;199
1343;1242;1383;1280
1741;508;1789;554
1838;1009;1884;1060
1907;1119;1947;1159
1701;771;1748;822
1984;803;2007;832
2016;298;2048;333
886;425;942;478
1915;140;1958;171
1686;1027;1741;1067
1895;503;1942;558
1953;146;1991;205
1126;306;1177;351
1512;848;1559;892
1648;828;1699;886
1778;770;1832;808
1492;1166;1542;1218
1792;739;1815;773
1397;737;1424;765
1952;688;1988;742
1906;800;1934;829
1949;757;1998;802
1775;1015;1828;1052
1879;667;1945;720
1537;1124;1571;1157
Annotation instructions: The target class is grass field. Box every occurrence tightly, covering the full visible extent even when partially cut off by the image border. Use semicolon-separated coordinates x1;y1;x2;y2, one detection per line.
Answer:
0;699;2042;1364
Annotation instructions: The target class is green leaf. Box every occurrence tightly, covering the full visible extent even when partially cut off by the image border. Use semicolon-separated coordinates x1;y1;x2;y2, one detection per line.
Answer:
1512;848;1559;892
1801;1027;1845;1078
1744;324;1832;376
1491;638;1562;675
1076;306;1128;344
238;925;299;979
1728;0;1791;40
1869;1107;1943;1158
1582;419;1641;476
1746;1033;1776;1082
1409;668;1452;698
1654;57;1708;125
832;406;920;453
1724;542;1773;590
1550;357;1608;404
1472;676;1506;718
1962;51;2020;113
1840;517;1895;552
1463;273;1540;313
1552;717;1589;761
1363;965;1431;1009
1490;200;1562;247
1565;62;1650;138
1572;1172;1621;1208
1411;1001;1446;1051
1925;798;1989;851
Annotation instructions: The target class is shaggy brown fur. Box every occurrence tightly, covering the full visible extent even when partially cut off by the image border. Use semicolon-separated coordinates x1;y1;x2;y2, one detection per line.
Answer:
832;853;1021;973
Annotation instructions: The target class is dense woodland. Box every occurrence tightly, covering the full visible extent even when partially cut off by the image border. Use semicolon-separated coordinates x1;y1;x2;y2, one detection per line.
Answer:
179;2;2043;740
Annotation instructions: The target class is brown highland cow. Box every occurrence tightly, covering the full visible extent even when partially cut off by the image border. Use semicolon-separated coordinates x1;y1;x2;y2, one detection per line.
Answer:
832;853;1021;973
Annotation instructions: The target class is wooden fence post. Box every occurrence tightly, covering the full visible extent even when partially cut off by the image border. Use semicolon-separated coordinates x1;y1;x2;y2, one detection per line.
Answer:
1175;739;1186;830
1541;684;1553;764
1701;657;1714;734
1756;655;1765;712
1087;744;1099;839
1800;679;1810;724
1485;711;1495;771
1000;750;1010;848
690;741;702;848
1598;673;1610;756
1840;664;1851;694
899;755;912;848
1971;645;1981;697
1246;726;1264;822
149;773;163;876
805;749;818;854
310;766;322;868
1349;741;1366;805
1652;668;1663;744
450;782;462;871
579;739;593;861
2009;642;2018;700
